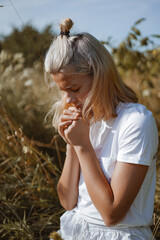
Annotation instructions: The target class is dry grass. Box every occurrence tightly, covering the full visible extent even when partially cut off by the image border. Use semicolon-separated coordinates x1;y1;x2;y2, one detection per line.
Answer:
0;49;160;239
0;104;66;239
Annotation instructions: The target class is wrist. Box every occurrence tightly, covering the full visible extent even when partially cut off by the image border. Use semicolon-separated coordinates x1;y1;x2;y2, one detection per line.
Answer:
66;143;76;153
74;141;92;152
66;143;73;150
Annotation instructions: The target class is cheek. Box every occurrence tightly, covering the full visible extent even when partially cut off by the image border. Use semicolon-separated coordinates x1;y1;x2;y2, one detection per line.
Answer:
81;84;91;97
77;90;89;102
76;80;92;100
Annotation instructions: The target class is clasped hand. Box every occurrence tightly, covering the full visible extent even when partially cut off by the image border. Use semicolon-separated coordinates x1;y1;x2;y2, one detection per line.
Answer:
58;107;90;147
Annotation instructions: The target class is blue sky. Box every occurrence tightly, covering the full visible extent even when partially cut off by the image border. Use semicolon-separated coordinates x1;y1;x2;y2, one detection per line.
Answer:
0;0;160;47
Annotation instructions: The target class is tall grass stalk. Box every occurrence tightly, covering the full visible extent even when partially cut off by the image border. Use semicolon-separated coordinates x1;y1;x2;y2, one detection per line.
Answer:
0;104;64;239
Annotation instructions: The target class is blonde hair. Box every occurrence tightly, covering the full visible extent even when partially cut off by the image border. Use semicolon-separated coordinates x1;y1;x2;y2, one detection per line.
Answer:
44;18;138;129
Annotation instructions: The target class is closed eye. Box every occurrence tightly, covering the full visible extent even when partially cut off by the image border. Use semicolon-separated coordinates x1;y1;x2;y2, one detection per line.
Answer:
72;88;80;92
59;87;80;92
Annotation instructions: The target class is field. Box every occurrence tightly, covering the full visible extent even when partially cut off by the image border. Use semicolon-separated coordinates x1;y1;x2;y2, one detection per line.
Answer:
0;21;160;239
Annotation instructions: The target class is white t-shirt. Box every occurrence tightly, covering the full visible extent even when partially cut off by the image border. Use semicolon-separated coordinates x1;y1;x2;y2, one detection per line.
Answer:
74;102;158;227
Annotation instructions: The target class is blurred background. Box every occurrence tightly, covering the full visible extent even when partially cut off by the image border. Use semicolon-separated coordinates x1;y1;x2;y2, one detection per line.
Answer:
0;0;160;239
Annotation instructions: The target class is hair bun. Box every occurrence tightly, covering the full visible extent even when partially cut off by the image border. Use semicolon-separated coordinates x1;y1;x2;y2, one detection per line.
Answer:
60;18;74;33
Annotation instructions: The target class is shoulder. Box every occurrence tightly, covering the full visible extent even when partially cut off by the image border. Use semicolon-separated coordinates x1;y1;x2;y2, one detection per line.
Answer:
117;103;158;165
118;102;152;119
117;102;157;132
117;102;158;149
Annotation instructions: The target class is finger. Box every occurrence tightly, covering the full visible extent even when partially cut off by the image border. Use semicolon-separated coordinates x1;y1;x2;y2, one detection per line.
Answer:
60;114;80;122
58;120;72;130
68;107;81;113
58;121;71;144
63;109;79;116
63;109;81;116
58;120;72;137
64;121;75;136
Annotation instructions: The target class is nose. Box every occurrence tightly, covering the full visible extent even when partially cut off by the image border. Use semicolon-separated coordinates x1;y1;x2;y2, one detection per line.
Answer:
66;93;76;104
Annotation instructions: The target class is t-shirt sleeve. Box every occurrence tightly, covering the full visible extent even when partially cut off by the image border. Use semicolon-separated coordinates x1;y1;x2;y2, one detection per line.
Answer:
117;108;158;166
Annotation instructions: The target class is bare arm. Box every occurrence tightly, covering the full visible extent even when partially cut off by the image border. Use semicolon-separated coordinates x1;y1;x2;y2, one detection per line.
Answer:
74;143;148;226
57;144;80;210
57;107;81;210
64;118;149;226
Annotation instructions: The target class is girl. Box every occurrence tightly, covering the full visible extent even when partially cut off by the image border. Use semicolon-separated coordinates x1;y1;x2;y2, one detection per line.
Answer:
45;18;158;240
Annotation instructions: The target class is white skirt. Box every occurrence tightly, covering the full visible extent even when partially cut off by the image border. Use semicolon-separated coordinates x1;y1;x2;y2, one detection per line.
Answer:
52;210;156;240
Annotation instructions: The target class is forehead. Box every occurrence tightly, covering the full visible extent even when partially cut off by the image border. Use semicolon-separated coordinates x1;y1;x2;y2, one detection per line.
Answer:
52;72;88;88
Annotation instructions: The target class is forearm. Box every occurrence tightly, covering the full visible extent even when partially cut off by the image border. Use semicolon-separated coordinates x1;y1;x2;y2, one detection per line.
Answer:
74;143;116;226
57;144;80;210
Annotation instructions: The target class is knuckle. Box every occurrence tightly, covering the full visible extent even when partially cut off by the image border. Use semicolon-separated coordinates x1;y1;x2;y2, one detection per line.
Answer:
72;121;76;126
58;121;61;126
68;107;75;111
58;122;63;128
65;129;69;137
60;115;63;121
63;109;67;114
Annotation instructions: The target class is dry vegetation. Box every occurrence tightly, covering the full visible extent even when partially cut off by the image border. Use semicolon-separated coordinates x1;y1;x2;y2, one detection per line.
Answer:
0;19;160;239
0;50;66;239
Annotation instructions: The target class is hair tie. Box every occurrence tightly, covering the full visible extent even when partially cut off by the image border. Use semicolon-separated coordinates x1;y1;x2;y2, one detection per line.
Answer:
60;30;70;37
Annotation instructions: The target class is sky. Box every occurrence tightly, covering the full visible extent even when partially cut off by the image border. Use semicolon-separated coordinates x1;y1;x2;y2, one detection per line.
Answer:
0;0;160;47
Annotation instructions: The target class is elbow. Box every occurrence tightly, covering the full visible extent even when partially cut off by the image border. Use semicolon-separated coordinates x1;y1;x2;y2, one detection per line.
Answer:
60;199;76;211
60;201;77;211
104;218;120;227
57;182;77;211
104;217;122;227
103;210;127;227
